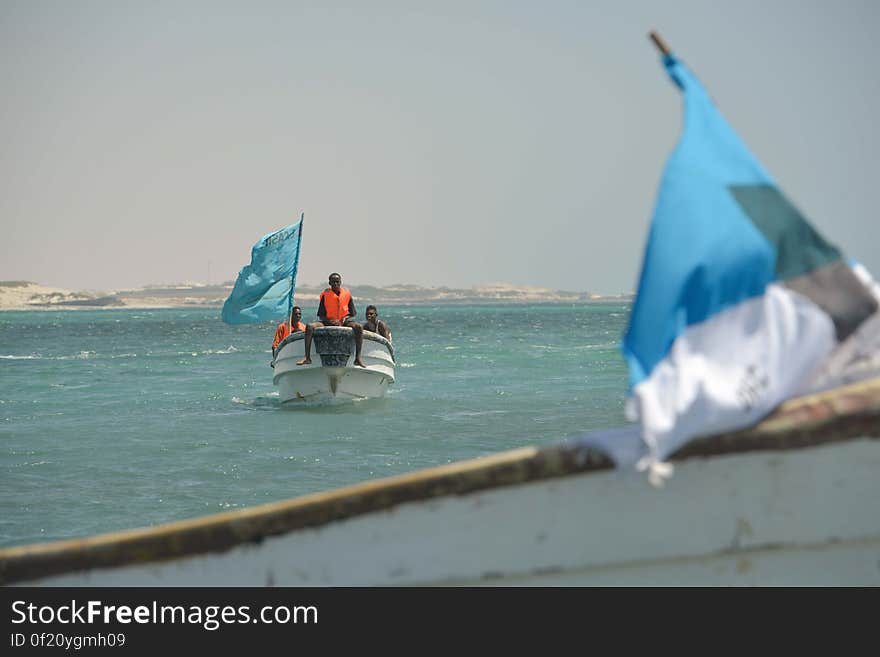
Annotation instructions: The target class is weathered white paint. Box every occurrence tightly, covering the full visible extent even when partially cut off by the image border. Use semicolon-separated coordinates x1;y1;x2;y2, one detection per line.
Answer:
18;438;879;586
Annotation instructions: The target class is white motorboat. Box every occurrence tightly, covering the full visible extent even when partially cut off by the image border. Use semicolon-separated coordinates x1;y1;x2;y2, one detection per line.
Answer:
271;326;395;403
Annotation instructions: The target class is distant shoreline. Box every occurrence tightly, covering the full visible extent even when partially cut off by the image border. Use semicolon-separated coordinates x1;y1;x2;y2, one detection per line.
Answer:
0;281;633;311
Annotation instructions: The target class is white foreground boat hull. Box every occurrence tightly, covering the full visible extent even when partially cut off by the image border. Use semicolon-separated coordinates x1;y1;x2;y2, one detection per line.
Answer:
272;326;394;402
2;378;879;586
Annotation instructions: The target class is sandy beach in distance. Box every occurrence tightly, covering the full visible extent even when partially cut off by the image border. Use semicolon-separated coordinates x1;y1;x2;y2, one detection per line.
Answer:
0;281;630;311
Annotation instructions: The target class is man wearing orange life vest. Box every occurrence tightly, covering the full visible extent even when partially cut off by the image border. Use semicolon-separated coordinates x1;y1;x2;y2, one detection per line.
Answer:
297;273;366;368
272;305;306;356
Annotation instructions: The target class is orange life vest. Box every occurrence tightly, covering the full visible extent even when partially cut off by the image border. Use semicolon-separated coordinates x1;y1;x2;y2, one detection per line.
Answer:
320;287;352;322
272;321;306;349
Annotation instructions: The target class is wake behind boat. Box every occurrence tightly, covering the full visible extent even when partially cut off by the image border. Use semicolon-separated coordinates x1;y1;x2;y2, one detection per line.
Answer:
272;326;395;402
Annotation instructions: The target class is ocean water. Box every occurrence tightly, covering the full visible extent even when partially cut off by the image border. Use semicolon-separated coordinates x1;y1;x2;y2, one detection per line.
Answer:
0;302;630;549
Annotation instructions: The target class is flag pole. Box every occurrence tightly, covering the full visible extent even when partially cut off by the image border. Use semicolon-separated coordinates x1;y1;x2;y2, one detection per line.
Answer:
286;212;304;326
648;31;671;56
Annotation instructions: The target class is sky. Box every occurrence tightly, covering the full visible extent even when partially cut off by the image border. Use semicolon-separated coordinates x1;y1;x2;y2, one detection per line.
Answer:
2;0;878;294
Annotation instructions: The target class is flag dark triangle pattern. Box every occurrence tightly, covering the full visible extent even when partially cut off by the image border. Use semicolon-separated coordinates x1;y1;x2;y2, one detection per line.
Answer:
729;184;877;340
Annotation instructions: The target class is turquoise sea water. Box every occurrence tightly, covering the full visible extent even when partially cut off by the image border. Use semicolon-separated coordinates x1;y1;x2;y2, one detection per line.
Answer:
0;303;630;549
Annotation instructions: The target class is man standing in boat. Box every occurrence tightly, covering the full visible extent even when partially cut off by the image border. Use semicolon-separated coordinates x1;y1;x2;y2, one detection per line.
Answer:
297;273;366;368
272;305;306;357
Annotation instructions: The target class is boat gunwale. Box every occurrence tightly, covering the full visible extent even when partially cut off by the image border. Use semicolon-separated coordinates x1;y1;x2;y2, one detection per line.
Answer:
2;377;880;585
273;325;394;362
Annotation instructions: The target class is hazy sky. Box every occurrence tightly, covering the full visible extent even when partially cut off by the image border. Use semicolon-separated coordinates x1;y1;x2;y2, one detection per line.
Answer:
2;1;878;294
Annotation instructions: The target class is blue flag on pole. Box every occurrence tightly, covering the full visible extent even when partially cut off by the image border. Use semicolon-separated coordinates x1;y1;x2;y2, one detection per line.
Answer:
621;52;877;465
221;215;304;325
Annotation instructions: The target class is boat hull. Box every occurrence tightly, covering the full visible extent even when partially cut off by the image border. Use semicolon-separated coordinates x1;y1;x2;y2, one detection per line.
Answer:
272;327;394;403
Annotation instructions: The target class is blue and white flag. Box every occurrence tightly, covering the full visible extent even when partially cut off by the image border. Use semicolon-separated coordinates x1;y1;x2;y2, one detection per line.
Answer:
221;215;304;325
622;53;877;466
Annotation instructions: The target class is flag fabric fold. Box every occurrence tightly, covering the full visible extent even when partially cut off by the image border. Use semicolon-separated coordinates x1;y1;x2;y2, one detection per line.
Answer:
622;53;878;465
221;216;304;325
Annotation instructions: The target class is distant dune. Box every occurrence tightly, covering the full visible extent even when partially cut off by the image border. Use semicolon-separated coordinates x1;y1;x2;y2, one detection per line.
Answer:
0;281;632;311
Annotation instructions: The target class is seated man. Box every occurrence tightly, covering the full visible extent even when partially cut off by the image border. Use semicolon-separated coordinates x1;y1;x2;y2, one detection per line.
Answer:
272;306;306;357
297;273;365;367
363;305;392;342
